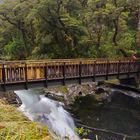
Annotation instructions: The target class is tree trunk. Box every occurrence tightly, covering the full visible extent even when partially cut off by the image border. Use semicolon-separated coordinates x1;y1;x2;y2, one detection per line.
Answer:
113;18;119;46
21;28;28;58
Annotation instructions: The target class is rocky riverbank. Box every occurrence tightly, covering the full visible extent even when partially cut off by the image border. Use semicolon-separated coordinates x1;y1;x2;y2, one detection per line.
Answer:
0;91;20;104
43;82;113;106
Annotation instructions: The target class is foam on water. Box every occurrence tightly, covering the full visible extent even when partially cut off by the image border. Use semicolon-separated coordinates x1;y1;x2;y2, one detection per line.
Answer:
15;89;80;140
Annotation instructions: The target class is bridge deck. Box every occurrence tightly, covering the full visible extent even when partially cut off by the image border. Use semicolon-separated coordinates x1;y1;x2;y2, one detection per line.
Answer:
0;58;140;91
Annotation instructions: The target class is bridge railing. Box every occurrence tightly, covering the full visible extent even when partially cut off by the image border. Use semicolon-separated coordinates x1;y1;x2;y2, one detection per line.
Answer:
0;58;139;86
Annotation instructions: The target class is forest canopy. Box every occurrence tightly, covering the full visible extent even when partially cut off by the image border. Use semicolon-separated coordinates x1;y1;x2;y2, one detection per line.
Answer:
0;0;140;60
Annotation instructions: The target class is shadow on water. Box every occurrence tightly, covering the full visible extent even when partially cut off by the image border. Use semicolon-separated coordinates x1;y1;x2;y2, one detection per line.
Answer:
71;90;140;140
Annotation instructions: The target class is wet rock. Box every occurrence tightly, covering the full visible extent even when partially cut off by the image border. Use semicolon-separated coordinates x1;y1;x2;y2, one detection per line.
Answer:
44;91;65;102
43;82;115;106
95;88;105;94
0;91;21;105
65;83;96;105
93;86;112;104
43;83;96;105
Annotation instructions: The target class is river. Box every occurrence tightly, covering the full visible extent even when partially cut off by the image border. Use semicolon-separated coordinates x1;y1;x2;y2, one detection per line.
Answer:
15;86;140;140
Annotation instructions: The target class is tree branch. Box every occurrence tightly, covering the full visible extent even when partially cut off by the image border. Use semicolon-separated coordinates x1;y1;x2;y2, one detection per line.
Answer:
0;13;17;26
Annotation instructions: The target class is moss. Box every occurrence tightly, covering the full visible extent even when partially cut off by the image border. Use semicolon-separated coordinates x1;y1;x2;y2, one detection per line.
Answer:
104;79;120;84
0;100;52;140
46;86;69;94
55;86;68;94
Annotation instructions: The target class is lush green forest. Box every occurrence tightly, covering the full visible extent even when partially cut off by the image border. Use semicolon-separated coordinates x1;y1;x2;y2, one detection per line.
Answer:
0;0;140;60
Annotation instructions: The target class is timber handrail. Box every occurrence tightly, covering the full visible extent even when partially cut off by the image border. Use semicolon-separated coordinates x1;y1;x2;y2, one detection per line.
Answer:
0;57;139;64
0;58;139;91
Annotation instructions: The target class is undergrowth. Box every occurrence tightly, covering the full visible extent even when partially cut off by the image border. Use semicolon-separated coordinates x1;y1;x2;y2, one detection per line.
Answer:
0;99;51;140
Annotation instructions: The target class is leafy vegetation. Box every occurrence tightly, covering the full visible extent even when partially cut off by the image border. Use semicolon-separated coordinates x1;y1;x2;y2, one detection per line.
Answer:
0;99;51;140
0;0;140;60
75;127;91;137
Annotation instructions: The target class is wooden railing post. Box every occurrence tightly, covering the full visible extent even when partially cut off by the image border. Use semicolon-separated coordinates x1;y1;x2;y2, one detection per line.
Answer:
128;60;131;78
63;62;66;85
24;63;28;89
137;60;140;73
106;60;109;80
93;60;96;82
117;60;121;79
136;60;140;81
0;59;140;91
2;63;6;91
79;61;82;84
44;63;48;88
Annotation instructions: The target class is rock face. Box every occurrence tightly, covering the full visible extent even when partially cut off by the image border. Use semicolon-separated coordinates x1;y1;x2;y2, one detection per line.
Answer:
0;82;104;106
0;91;21;105
44;83;94;102
43;82;114;106
65;83;96;105
0;81;112;107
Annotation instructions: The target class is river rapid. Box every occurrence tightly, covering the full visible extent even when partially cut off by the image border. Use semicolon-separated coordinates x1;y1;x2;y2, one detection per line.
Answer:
15;86;140;140
15;89;80;140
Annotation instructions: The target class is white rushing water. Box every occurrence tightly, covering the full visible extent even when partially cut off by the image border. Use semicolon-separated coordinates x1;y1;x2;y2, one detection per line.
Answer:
15;89;80;140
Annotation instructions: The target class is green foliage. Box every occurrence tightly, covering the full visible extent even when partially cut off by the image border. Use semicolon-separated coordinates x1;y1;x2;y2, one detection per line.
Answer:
118;31;136;50
4;39;25;60
0;0;140;59
75;127;91;137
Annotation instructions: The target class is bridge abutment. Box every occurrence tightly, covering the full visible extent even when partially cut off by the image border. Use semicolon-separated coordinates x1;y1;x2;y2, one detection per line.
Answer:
120;75;140;87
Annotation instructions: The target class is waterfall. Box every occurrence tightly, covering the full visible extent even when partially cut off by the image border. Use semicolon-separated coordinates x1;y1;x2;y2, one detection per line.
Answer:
15;89;80;140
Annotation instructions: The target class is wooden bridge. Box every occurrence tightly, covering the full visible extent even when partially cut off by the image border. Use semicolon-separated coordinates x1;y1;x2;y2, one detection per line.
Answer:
0;58;140;91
